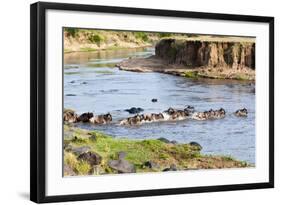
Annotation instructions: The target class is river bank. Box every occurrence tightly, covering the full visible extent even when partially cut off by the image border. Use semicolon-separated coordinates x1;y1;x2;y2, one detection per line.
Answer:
64;124;249;176
116;56;255;80
117;37;256;80
64;29;255;80
64;28;162;53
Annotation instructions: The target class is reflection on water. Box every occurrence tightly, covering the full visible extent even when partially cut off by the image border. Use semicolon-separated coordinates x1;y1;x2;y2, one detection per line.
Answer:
64;47;255;164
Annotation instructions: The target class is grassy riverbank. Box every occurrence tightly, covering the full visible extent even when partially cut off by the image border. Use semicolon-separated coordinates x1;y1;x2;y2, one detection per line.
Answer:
63;28;214;53
63;124;249;176
64;28;173;53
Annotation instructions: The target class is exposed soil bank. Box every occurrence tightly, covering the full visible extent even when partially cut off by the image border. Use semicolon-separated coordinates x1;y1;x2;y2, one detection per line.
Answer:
117;38;255;80
64;124;249;176
156;38;255;69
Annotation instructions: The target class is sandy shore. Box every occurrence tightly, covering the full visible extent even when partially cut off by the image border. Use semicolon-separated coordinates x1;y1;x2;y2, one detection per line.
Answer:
116;56;255;80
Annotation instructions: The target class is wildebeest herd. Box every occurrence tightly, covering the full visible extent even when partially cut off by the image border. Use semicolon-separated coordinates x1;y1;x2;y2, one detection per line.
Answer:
63;106;248;126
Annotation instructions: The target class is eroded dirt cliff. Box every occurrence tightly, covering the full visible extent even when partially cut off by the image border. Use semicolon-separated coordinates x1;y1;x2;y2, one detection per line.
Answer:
155;39;255;70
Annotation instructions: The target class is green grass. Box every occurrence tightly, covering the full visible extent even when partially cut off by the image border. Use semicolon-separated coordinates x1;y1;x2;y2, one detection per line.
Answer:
134;32;149;42
65;28;79;37
88;34;104;46
184;71;199;79
64;125;200;171
63;124;249;176
64;48;72;53
106;45;127;50
79;47;97;52
221;155;236;161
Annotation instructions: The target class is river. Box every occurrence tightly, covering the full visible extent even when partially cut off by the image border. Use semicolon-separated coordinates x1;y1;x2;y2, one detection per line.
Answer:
64;47;255;164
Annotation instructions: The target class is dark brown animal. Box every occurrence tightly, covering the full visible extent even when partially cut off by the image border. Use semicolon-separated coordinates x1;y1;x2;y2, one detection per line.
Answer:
77;112;94;122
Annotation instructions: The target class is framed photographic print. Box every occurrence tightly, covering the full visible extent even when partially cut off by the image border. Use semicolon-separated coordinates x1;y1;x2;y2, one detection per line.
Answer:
30;1;274;203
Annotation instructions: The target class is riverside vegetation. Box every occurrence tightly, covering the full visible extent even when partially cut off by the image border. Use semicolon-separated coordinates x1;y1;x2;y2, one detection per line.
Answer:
64;28;169;52
64;124;248;176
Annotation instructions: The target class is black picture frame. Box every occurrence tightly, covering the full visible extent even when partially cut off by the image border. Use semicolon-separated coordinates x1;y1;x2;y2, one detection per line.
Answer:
30;1;274;203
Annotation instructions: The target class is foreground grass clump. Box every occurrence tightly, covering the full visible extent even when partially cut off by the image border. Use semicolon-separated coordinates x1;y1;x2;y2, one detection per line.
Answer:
63;124;249;176
64;152;92;175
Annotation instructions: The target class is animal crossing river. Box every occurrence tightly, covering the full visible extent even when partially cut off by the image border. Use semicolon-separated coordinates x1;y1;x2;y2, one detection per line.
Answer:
64;47;255;164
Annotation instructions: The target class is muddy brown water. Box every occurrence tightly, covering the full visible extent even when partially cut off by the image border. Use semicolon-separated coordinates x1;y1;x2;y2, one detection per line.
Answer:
64;47;255;164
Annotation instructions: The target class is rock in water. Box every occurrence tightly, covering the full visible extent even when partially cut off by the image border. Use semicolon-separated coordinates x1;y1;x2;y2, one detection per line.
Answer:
124;107;144;114
66;94;76;96
77;151;102;166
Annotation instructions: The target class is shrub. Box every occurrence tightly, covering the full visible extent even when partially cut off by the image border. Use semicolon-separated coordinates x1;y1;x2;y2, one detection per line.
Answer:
158;33;172;38
134;32;149;42
159;153;170;160
222;155;235;161
65;28;78;37
89;34;104;46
